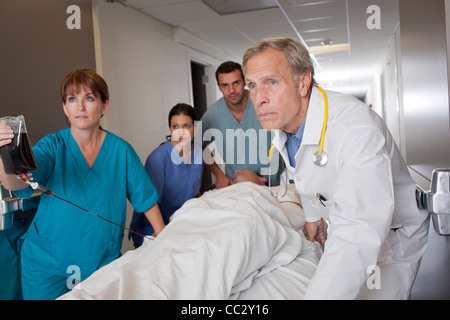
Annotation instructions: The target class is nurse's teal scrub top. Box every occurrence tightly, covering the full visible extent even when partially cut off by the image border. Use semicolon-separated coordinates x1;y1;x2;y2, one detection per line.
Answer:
15;128;159;279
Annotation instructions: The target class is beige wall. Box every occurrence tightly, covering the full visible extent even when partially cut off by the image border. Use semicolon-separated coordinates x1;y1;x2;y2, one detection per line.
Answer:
0;0;96;144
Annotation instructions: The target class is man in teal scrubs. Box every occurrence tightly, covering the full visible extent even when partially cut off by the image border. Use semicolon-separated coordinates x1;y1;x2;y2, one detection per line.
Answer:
200;61;278;188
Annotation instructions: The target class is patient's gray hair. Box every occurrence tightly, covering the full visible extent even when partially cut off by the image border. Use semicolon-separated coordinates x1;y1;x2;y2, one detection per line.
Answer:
242;37;317;87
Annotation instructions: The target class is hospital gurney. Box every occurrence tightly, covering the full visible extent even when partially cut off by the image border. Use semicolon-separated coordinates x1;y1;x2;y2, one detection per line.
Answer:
59;183;322;300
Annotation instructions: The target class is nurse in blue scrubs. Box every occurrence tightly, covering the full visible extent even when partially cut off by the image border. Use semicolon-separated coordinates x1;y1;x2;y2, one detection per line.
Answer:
129;103;203;248
0;69;165;299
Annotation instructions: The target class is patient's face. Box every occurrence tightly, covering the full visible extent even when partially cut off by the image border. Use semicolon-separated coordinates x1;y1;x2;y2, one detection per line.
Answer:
232;169;267;185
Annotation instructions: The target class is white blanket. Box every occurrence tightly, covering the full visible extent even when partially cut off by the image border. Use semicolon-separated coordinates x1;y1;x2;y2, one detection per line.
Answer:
59;182;310;300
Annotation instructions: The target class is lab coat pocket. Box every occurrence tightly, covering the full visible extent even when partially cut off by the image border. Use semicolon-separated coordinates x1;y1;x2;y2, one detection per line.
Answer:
301;193;334;221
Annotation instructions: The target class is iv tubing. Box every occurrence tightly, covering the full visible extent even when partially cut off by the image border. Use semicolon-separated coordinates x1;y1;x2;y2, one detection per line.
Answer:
18;174;153;241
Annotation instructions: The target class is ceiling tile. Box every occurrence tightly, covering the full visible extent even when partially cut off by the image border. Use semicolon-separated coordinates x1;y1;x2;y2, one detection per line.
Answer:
114;0;400;98
141;1;218;24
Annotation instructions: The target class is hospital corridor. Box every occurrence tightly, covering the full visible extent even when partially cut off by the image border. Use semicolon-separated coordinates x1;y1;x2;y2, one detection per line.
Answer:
0;0;449;301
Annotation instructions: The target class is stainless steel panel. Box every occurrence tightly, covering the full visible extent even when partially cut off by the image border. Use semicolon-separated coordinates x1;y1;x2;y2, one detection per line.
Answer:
399;0;450;300
0;183;40;231
399;0;450;179
0;184;22;231
0;212;13;230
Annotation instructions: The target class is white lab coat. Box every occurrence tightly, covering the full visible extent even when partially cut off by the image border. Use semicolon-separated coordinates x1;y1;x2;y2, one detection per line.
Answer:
272;86;430;299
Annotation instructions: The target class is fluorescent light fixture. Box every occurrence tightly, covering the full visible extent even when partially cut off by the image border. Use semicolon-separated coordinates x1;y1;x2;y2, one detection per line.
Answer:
308;43;350;54
202;0;277;15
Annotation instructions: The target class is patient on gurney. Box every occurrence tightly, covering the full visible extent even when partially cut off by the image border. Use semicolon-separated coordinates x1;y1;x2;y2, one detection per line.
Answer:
59;170;322;300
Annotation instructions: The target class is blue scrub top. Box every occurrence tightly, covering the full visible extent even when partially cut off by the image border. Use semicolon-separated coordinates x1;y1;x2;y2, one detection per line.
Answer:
129;141;203;246
15;128;158;279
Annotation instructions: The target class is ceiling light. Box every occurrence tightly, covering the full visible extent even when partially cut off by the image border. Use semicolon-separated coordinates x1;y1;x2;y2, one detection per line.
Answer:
308;43;350;54
202;0;277;15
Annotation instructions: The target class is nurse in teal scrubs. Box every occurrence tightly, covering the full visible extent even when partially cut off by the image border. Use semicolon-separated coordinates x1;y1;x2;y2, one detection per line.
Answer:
0;69;165;300
0;217;32;299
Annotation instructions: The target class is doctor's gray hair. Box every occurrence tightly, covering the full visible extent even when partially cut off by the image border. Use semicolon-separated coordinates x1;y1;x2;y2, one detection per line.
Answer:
242;37;317;87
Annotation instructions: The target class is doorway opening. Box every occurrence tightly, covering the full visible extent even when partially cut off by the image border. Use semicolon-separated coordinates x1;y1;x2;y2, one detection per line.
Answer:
190;61;212;192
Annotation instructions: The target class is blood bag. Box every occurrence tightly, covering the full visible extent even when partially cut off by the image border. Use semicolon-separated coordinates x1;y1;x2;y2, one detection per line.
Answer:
0;115;38;174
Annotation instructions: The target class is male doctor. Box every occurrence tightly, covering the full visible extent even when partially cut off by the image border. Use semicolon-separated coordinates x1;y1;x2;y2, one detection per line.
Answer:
243;37;430;299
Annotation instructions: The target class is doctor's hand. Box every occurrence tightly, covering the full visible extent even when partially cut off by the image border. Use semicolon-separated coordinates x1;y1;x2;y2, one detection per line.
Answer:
0;120;14;148
303;219;326;246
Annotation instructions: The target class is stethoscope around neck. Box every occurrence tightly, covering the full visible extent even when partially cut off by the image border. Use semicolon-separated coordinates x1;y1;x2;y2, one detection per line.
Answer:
268;85;328;197
312;85;328;166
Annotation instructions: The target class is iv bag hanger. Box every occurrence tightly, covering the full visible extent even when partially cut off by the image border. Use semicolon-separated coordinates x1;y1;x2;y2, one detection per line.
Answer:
416;168;450;236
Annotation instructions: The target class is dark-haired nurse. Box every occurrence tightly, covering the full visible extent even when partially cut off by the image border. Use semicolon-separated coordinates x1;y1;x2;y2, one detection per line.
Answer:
129;103;203;248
